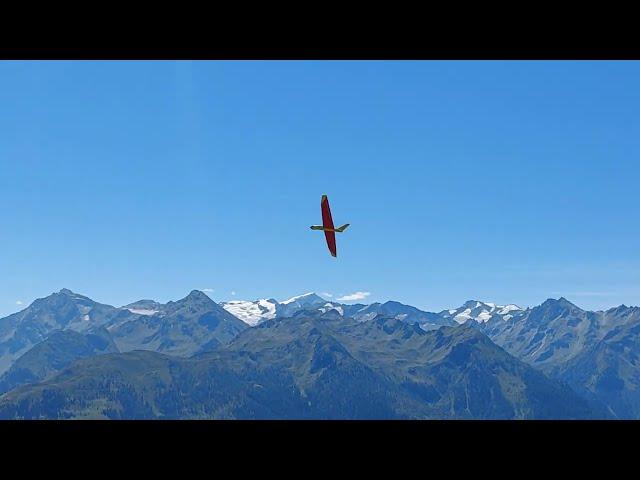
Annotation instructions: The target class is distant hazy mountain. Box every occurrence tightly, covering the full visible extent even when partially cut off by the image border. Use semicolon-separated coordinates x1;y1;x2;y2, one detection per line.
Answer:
0;328;118;395
0;311;601;419
0;289;135;375
469;298;640;418
480;298;631;375
337;317;600;419
351;301;455;330
108;290;248;356
556;306;640;418
0;289;247;376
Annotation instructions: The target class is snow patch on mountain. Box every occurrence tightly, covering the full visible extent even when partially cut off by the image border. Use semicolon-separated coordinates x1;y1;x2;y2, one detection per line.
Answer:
319;303;344;315
126;308;159;316
498;305;521;315
221;299;278;326
454;309;472;323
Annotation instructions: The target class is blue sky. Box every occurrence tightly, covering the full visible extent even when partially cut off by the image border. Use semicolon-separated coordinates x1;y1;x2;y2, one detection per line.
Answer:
1;60;639;316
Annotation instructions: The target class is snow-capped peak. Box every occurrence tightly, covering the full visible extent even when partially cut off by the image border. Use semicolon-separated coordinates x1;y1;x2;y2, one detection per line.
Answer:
221;293;333;326
441;300;523;324
280;292;323;305
497;304;521;315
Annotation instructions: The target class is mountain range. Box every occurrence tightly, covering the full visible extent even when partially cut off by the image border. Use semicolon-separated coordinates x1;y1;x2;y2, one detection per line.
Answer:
0;289;246;376
221;293;454;329
0;288;638;419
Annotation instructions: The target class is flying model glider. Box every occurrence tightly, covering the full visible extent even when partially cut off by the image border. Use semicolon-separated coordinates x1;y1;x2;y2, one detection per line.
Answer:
310;195;349;257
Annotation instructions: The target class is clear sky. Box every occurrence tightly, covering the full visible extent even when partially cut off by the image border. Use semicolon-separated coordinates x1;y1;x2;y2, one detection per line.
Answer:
1;60;639;316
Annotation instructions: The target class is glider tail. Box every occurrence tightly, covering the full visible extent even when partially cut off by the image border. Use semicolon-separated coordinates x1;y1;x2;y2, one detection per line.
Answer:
335;223;350;233
310;225;325;230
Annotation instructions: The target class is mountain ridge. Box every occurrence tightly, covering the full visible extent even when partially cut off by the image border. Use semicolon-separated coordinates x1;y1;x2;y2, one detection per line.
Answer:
0;311;603;419
2;289;639;419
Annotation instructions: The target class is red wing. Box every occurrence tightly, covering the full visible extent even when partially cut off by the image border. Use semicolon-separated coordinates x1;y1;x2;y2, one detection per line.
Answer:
324;230;337;257
321;196;335;230
321;196;337;257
